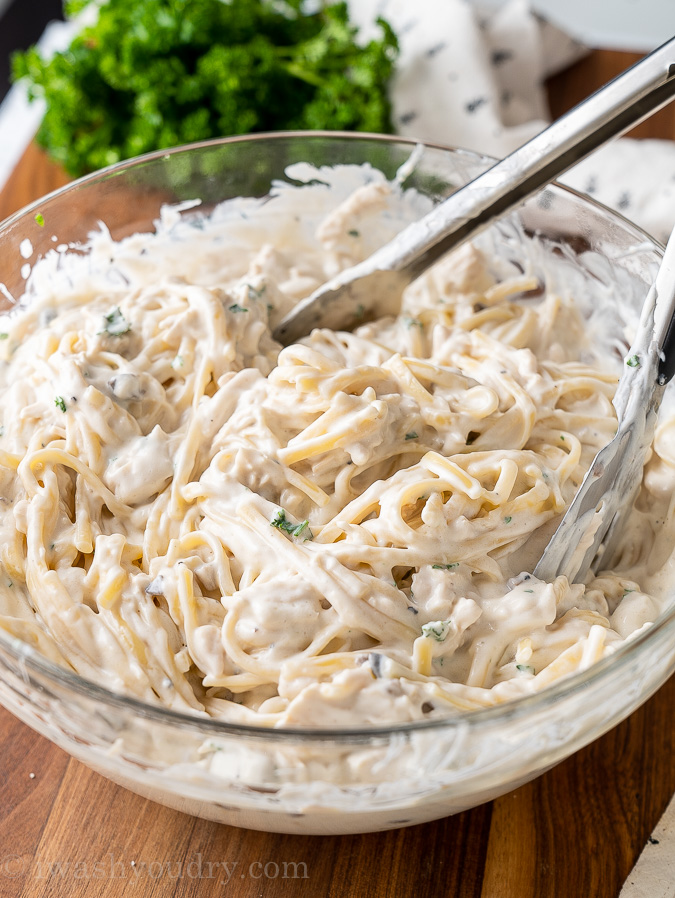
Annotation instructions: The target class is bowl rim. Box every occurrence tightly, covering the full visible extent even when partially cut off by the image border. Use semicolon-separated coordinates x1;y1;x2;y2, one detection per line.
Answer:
0;129;671;742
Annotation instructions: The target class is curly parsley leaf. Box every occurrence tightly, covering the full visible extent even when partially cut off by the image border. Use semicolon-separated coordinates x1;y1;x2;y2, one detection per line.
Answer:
13;0;398;177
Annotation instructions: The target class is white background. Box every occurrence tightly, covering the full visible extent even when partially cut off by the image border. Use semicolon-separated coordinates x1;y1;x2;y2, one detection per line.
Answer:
477;0;675;51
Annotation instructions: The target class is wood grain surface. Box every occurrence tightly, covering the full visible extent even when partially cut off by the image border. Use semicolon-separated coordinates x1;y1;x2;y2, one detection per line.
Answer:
1;49;674;898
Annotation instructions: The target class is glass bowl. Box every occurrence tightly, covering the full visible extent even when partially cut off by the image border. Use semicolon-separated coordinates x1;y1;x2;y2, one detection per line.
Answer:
0;133;673;836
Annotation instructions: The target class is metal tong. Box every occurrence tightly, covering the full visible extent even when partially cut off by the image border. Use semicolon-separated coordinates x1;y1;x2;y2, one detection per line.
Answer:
533;227;675;583
274;36;675;346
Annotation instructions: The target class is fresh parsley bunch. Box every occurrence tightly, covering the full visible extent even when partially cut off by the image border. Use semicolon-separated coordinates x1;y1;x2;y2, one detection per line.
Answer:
12;0;399;177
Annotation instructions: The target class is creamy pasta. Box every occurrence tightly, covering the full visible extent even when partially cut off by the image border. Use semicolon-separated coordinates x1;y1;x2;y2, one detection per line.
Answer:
0;162;673;728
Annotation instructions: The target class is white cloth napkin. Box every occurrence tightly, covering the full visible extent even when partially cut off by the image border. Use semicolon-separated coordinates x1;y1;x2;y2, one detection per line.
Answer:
348;0;585;156
563;140;675;245
619;792;675;898
348;0;675;245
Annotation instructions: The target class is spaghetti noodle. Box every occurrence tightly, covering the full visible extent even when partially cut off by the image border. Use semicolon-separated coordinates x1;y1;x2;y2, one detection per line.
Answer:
0;163;672;727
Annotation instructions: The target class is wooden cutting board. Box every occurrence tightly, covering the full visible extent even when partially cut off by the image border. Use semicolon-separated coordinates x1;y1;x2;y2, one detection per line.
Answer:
1;49;674;898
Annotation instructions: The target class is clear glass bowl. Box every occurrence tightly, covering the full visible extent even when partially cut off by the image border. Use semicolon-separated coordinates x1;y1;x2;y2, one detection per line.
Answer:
0;133;672;836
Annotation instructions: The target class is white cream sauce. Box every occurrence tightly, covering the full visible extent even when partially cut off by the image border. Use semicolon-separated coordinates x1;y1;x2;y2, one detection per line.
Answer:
0;162;673;728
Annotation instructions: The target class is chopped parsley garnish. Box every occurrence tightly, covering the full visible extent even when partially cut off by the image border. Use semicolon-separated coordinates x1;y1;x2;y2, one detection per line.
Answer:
432;562;459;570
626;354;640;368
516;664;535;674
404;316;423;329
99;307;131;336
0;333;8;340
271;509;313;541
421;620;451;641
348;229;360;237
228;303;249;313
405;431;418;440
54;396;67;412
34;212;45;227
247;284;266;301
504;515;512;524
